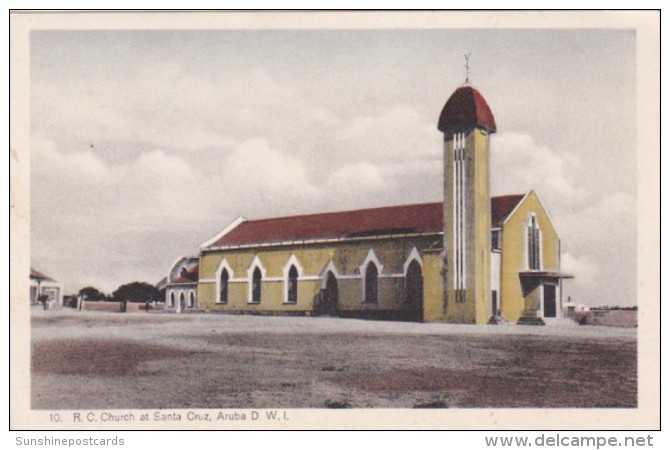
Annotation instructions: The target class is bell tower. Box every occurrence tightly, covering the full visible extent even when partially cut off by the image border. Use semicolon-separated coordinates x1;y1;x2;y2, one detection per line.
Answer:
437;84;496;324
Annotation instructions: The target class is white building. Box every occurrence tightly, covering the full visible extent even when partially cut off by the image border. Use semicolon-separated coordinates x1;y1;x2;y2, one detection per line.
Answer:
30;267;63;308
164;256;198;313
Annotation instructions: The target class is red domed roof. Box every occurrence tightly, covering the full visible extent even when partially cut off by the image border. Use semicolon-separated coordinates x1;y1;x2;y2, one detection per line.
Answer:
437;85;496;134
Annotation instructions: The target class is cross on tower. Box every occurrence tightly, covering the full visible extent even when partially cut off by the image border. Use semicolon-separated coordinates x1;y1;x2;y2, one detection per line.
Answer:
464;53;471;84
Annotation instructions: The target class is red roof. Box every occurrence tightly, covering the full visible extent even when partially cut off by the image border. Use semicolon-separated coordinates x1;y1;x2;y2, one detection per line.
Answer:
30;268;55;282
208;195;525;248
438;85;497;134
171;276;197;285
491;194;525;227
176;263;199;283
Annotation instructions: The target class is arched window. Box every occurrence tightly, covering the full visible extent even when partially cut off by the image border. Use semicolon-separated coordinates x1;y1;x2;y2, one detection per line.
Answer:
287;265;298;304
189;291;195;308
216;259;234;304
169;292;175;308
219;269;229;304
179;292;185;310
252;267;262;304
527;214;541;270
364;263;378;304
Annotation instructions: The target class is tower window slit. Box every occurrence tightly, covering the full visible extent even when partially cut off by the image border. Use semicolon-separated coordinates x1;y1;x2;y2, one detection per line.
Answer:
453;132;467;302
527;215;541;270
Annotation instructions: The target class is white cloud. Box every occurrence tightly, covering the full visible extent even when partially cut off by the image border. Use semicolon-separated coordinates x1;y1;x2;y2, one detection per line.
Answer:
556;192;636;250
31;139;209;293
33;137;110;181
554;192;636;306
134;150;196;178
34;138;204;222
219;138;322;213
561;252;599;286
491;132;585;208
586;192;636;219
31;67;335;154
334;105;437;164
311;106;442;207
326;162;387;194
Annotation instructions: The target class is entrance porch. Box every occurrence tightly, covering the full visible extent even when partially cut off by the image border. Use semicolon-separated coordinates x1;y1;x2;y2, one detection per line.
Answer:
516;271;574;325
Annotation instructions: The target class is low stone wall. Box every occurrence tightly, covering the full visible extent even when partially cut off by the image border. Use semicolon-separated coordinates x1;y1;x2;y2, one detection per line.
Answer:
81;301;123;312
124;302;165;312
574;309;637;328
81;301;165;313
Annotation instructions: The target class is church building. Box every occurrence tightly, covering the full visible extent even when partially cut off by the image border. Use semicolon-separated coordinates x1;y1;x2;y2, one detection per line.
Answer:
180;84;573;324
163;256;199;313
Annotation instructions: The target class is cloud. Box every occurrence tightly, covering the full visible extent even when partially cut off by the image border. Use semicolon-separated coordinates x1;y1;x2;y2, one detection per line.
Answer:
334;105;438;164
31;139;208;293
561;252;599;286
33;138;204;223
308;105;442;207
556;192;635;251
31;67;336;155
326;162;387;194
217;138;323;215
491;132;585;205
554;192;636;306
33;137;110;181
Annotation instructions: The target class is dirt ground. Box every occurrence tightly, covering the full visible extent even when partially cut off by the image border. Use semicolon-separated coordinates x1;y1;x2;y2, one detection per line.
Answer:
30;310;637;409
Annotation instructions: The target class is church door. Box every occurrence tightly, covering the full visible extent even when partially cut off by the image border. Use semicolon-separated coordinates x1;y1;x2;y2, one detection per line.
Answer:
543;284;556;318
319;272;338;316
179;292;185;314
404;260;423;321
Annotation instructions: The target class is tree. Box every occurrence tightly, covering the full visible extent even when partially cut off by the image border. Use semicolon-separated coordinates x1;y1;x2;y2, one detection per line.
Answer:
63;295;79;308
112;282;160;303
78;286;106;301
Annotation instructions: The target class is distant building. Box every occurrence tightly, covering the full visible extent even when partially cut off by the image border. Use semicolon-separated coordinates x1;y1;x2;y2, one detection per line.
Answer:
30;268;63;307
168;83;574;324
563;301;577;318
164;257;199;313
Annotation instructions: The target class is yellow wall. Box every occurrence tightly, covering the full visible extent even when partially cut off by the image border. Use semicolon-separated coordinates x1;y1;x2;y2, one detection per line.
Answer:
198;236;437;314
422;250;445;321
472;129;491;324
498;191;560;322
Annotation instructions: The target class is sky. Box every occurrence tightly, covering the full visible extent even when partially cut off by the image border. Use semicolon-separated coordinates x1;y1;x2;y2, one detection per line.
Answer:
29;27;637;306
